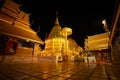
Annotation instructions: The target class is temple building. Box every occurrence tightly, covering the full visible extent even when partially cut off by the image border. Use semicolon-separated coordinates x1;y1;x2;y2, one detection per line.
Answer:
0;0;43;63
39;14;83;62
84;32;109;63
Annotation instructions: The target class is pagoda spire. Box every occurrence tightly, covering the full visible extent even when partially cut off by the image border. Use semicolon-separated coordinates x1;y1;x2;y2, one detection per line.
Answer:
55;11;59;25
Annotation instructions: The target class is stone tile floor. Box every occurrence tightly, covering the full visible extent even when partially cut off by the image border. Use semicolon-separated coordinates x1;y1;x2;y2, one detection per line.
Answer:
0;62;120;80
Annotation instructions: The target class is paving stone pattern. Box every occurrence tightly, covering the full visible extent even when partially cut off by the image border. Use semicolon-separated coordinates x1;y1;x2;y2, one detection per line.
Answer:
0;62;119;80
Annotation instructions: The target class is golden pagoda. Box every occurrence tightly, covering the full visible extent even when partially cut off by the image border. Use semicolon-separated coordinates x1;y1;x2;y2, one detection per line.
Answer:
39;13;65;62
39;12;83;62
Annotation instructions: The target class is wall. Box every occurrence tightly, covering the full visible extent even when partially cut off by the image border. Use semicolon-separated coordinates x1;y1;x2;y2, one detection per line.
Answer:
112;29;120;64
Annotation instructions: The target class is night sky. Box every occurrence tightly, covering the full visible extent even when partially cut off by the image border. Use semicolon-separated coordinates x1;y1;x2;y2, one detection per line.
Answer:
12;0;116;48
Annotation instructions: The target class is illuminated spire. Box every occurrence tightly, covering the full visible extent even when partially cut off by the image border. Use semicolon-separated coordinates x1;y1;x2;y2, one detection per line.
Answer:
55;10;59;25
47;10;62;39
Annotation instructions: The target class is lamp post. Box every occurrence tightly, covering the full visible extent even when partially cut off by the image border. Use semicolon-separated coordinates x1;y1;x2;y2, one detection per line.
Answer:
102;19;112;62
102;19;109;32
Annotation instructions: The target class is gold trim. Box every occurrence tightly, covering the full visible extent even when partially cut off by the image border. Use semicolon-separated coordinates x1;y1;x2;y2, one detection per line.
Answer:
0;31;44;44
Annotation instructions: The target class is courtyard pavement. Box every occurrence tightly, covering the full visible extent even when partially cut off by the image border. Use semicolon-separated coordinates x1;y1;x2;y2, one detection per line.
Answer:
0;62;120;80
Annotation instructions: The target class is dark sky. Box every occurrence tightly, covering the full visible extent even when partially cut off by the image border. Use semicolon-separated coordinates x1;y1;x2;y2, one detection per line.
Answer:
12;0;116;48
